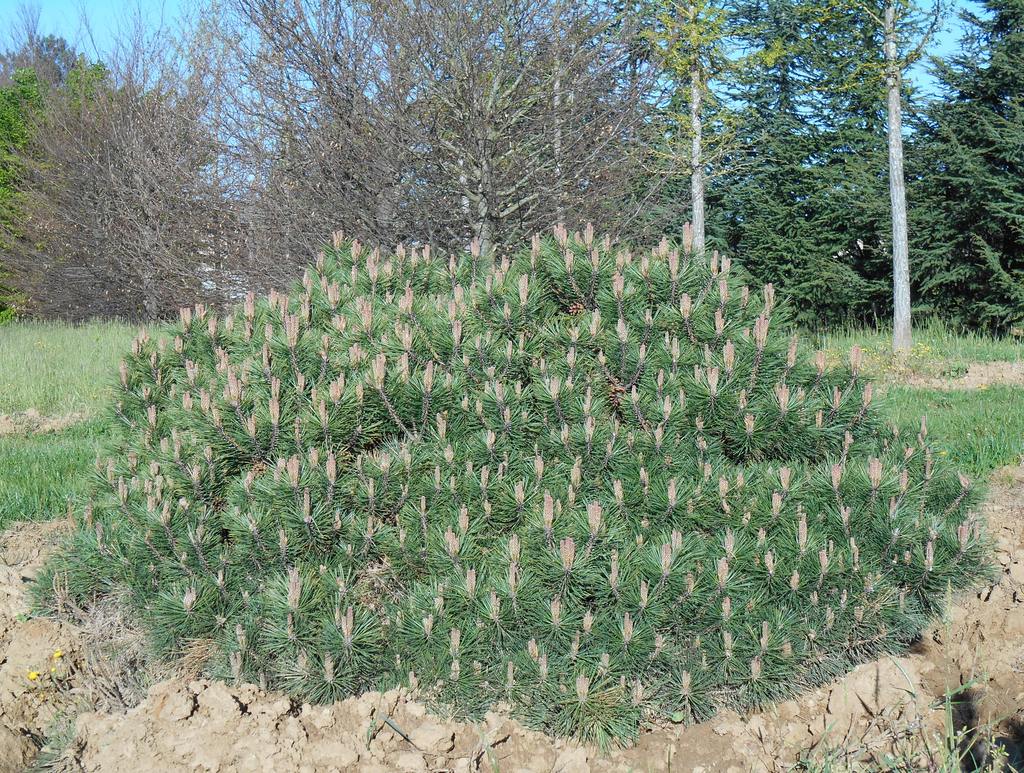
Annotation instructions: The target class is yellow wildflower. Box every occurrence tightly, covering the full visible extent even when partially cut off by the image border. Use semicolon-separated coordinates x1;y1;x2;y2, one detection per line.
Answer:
52;649;63;659
27;671;39;681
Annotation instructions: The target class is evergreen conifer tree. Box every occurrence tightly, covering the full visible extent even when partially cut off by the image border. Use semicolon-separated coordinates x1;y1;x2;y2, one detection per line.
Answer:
708;0;894;327
39;229;988;744
910;0;1024;331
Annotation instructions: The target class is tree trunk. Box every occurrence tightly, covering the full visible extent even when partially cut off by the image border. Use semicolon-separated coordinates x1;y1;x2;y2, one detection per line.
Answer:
474;158;494;258
689;57;705;255
477;212;493;259
553;1;564;225
885;1;912;354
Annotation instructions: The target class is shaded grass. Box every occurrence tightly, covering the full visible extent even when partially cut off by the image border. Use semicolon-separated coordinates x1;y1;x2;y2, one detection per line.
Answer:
0;419;107;529
0;320;135;416
886;385;1024;480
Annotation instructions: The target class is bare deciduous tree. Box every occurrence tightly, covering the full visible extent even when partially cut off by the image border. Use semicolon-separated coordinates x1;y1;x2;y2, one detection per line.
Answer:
4;0;660;320
231;0;657;260
379;0;652;254
7;9;247;320
228;0;428;265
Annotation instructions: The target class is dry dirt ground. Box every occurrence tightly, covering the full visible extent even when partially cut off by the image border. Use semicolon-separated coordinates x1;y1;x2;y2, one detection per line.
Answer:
903;361;1024;391
0;466;1021;773
0;411;85;437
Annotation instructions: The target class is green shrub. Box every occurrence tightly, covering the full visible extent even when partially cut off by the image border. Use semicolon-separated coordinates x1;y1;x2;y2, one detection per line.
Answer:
38;229;989;745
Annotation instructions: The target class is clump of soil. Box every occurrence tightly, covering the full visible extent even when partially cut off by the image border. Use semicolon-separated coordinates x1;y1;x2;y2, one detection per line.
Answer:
0;410;86;437
3;467;1024;772
62;660;941;772
914;465;1024;740
0;520;82;771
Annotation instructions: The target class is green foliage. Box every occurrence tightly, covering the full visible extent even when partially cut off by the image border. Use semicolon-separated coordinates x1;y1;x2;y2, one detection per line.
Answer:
0;34;79;89
0;67;44;316
0;68;43;215
910;0;1024;332
0;51;109;320
643;0;739;159
60;57;110;110
707;0;894;327
39;232;989;743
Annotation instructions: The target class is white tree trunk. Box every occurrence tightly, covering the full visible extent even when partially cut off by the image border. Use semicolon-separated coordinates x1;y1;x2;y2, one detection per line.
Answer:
553;1;564;224
885;2;912;354
689;58;705;255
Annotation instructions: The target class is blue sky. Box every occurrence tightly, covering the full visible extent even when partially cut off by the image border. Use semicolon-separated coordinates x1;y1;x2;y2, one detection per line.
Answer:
6;0;973;93
7;0;186;57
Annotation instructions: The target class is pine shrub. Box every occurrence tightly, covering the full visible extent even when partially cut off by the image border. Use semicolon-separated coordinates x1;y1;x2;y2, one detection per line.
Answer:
39;228;989;745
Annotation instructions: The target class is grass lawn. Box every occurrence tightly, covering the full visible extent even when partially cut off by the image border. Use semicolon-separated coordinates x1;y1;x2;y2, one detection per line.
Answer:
0;320;135;416
0;420;107;528
0;320;133;530
886;385;1024;480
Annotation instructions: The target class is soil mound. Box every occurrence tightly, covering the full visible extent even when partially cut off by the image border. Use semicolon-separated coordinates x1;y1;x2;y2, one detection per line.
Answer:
0;520;80;772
